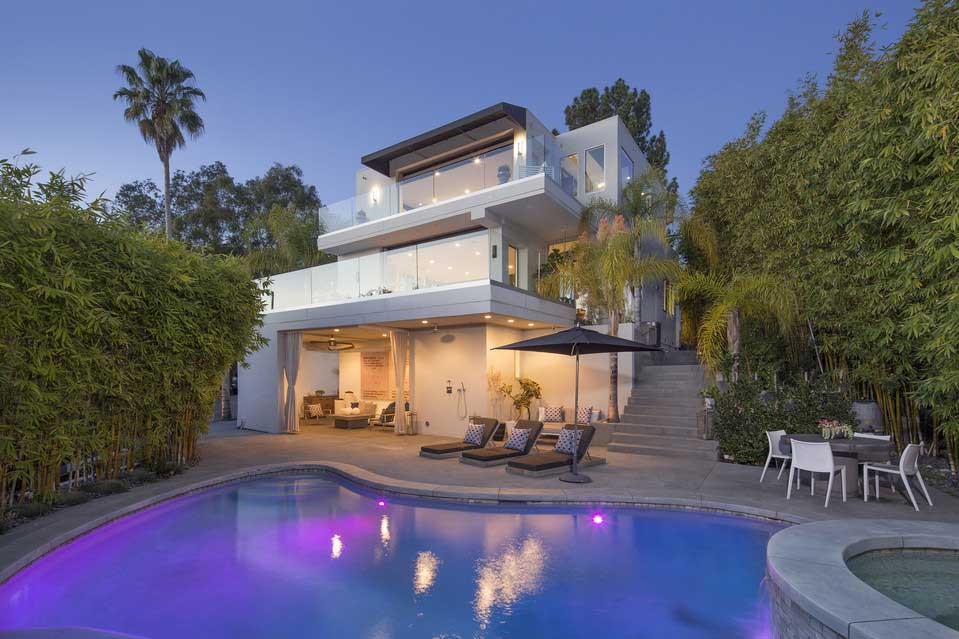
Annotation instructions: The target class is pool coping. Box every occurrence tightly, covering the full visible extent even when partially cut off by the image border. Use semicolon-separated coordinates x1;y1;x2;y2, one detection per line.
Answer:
766;519;959;638
0;460;810;586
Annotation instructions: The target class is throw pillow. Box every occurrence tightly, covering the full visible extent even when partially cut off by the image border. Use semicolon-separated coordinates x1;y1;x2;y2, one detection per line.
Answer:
504;428;530;451
463;422;485;445
555;428;583;455
542;406;564;423
576;406;592;425
307;403;324;418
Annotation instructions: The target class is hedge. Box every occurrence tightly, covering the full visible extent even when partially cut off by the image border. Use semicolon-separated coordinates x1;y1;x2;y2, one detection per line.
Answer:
713;377;856;465
0;165;266;505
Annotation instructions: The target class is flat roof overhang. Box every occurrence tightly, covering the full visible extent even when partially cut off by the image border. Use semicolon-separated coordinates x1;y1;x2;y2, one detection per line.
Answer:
361;103;528;177
316;173;585;256
260;280;576;333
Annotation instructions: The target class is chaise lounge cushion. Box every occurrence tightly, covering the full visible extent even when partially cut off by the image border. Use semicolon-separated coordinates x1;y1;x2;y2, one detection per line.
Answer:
462;421;543;462
506;424;596;472
419;417;500;457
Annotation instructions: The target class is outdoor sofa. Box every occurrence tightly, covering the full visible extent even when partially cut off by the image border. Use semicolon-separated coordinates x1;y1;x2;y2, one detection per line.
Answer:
459;420;543;467
419;417;500;459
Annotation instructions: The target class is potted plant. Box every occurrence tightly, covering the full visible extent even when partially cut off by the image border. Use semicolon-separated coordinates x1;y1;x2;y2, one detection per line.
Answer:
700;384;719;411
499;377;542;420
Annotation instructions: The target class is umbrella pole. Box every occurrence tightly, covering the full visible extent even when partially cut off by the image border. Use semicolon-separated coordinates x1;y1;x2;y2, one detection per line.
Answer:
560;353;591;484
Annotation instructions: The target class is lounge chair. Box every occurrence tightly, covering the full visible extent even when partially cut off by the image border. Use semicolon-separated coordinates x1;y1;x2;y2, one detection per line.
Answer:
460;421;543;467
419;417;500;459
369;402;396;430
506;424;605;477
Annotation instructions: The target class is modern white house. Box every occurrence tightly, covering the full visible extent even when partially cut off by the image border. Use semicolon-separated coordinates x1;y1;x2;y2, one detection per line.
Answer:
237;103;684;444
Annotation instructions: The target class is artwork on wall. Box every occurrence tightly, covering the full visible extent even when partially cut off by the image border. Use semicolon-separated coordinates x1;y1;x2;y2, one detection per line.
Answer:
360;350;410;401
360;352;390;400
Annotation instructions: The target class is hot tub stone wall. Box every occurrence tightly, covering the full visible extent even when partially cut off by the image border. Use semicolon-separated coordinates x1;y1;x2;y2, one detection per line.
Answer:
769;579;843;639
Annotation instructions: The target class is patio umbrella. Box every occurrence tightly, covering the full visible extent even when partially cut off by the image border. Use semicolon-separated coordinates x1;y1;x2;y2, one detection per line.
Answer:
493;324;659;483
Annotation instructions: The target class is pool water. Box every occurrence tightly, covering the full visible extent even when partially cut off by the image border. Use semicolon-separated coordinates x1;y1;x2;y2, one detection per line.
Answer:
847;549;959;631
0;474;781;638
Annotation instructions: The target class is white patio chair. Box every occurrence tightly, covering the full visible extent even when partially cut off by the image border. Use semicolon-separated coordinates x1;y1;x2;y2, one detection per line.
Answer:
787;440;846;507
863;443;932;512
760;430;791;483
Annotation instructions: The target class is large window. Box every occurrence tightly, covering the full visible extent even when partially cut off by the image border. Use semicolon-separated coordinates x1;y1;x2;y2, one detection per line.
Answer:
507;245;518;287
416;230;490;290
585;145;605;193
397;144;514;213
561;153;578;197
619;147;634;191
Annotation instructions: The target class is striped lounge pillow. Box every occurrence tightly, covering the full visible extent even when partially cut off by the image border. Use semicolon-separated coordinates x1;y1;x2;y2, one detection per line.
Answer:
504;428;530;451
555;428;583;455
576;406;593;425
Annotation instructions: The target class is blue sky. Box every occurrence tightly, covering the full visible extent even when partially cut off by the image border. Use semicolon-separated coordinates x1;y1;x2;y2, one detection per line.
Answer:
2;1;919;205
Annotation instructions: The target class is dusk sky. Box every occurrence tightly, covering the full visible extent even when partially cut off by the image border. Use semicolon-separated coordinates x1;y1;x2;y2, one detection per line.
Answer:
2;1;919;205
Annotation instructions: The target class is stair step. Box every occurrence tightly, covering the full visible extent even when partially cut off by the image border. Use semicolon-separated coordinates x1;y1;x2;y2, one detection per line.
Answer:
610;432;718;451
623;404;700;414
619;416;699;428
607;443;718;461
615;424;698;437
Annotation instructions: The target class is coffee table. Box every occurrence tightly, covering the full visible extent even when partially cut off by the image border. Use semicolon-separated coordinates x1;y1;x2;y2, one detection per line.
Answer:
333;414;373;429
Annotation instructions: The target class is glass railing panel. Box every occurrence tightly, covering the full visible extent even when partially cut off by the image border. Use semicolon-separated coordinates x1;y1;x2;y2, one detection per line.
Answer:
416;230;489;290
483;145;514;186
310;260;359;305
381;245;419;295
266;269;312;311
433;156;485;201
398;172;433;213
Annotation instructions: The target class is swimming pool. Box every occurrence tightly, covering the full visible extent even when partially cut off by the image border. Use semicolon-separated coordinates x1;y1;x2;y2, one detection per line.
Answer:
0;474;781;638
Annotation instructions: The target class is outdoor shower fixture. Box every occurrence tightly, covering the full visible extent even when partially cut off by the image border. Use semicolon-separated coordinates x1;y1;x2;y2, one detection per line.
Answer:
456;382;468;419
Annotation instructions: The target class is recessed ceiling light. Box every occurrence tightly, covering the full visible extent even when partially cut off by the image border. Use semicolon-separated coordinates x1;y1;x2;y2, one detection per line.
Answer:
464;271;469;276
333;328;340;332
527;322;534;327
473;157;481;164
507;319;515;323
474;251;481;256
435;171;441;177
407;252;414;257
421;320;429;324
508;265;514;270
429;259;435;264
381;333;388;337
454;242;461;247
484;315;492;319
464;188;470;194
432;197;437;202
447;266;453;270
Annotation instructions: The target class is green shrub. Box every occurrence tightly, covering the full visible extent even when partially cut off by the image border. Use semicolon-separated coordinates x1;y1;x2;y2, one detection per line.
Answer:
52;490;92;507
0;156;267;505
123;469;158;484
713;377;856;464
11;501;54;519
78;479;129;496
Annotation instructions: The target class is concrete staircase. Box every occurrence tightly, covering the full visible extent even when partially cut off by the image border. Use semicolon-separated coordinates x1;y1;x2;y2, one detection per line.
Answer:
608;352;719;461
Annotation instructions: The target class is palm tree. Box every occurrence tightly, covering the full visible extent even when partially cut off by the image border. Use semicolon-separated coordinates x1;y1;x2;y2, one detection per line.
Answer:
579;165;678;324
245;204;331;278
539;216;679;422
114;49;205;239
676;216;796;382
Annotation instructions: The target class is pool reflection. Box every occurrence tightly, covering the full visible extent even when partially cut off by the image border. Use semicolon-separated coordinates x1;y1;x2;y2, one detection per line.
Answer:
413;551;440;595
473;536;547;628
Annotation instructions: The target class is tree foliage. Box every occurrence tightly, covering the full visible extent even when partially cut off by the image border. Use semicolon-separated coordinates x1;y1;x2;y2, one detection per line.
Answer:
0;153;267;506
112;162;330;275
686;2;959;477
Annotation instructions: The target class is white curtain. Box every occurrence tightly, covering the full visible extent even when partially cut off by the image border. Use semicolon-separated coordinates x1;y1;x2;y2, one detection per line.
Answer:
280;331;302;434
389;329;410;435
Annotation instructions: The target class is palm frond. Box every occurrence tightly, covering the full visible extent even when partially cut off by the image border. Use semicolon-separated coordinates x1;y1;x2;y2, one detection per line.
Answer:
697;299;735;374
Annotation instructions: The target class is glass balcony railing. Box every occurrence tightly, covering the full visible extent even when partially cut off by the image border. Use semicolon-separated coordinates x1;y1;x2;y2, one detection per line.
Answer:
262;229;490;311
320;135;562;234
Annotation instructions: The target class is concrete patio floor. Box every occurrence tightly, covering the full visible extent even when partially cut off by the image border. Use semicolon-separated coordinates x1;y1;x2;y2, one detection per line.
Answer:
2;421;957;582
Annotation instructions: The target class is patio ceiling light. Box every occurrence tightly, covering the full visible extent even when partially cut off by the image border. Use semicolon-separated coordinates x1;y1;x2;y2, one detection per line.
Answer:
507;319;514;323
484;315;492;319
528;323;534;327
421;320;429;324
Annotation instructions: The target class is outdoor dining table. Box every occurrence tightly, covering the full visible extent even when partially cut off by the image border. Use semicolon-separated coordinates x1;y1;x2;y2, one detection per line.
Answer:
779;434;893;496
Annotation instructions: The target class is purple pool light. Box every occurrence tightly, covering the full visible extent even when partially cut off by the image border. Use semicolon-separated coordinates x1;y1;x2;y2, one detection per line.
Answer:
377;499;386;507
0;474;780;638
